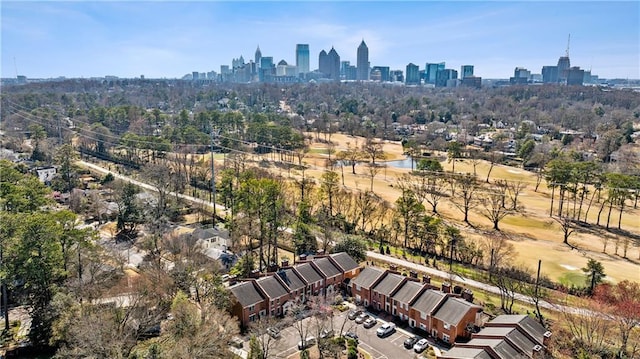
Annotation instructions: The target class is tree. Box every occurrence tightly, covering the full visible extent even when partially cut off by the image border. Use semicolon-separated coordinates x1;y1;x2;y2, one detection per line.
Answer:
248;317;285;359
582;258;605;294
479;188;513;231
446;141;463;173
553;215;576;246
490;266;529;314
331;235;367;263
336;141;361;175
451;173;478;224
53;143;79;192
394;188;425;256
593;281;640;357
320;170;340;218
517;139;536;168
115;182;144;240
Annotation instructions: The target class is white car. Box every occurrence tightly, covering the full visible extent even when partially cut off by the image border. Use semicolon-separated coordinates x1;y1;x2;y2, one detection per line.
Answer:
297;336;317;350
413;338;429;353
376;322;396;337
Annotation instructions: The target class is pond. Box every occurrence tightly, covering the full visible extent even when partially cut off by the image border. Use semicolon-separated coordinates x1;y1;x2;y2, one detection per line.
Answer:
384;156;416;169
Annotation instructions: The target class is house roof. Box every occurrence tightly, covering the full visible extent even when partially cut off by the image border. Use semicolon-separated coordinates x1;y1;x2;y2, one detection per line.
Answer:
372;272;405;296
255;276;290;299
433;297;482;326
293;262;324;284
329;252;360;272
277;268;306;291
410;289;447;314
312;257;342;278
439;347;492;359
192;227;230;240
351;267;385;289
229;281;265;307
391;280;424;304
488;315;549;345
458;338;521;359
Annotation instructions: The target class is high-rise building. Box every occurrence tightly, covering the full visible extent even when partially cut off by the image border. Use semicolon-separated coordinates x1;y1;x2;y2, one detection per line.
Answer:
390;70;404;83
255;46;262;71
371;66;390;82
510;67;530;84
341;61;357;80
326;47;340;80
357;40;369;81
460;65;474;79
461;76;482;89
259;56;274;82
296;44;310;75
318;50;328;75
425;62;445;84
405;63;420;85
435;69;457;87
567;66;584;86
557;56;570;83
542;66;558;83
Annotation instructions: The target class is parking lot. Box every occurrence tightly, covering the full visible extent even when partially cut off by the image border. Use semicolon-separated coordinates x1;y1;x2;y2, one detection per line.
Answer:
234;306;428;359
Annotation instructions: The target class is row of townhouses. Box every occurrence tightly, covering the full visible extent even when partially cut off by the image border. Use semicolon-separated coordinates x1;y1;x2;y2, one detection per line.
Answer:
440;314;552;359
228;252;361;328
350;267;484;345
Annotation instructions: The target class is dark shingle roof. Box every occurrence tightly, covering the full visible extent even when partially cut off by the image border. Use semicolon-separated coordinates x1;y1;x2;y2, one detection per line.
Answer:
329;252;360;272
277;268;306;291
433;297;482;326
476;327;538;356
440;347;492;359
488;315;549;345
372;272;405;296
391;280;424;304
293;262;323;284
410;289;447;314
312;257;342;278
255;276;289;299
229;281;265;307
459;339;521;359
351;267;385;289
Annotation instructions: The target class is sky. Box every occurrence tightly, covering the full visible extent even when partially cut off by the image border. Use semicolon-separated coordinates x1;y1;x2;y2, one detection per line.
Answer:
1;1;639;80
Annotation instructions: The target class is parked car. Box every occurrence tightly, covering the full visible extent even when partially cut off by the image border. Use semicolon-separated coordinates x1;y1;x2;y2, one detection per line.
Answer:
297;336;317;350
344;331;359;342
403;335;420;349
363;318;377;329
413;338;429;353
228;336;244;349
320;329;335;339
355;313;370;324
267;327;280;339
348;309;362;320
376;323;396;337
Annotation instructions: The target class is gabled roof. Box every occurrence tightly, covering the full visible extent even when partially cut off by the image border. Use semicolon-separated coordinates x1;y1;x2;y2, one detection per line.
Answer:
255;276;290;299
391;280;424;304
487;315;549;345
410;289;447;314
351;267;385;289
433;297;482;326
312;257;342;278
329;252;360;272
372;272;405;296
475;327;537;357
229;281;265;307
293;262;324;284
276;268;306;292
439;347;492;359
458;338;521;359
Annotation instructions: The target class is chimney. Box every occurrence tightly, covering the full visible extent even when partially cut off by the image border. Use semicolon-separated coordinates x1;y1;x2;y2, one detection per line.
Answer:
389;264;398;271
453;285;463;295
409;270;418;279
281;259;289;268
299;254;308;262
442;282;451;293
249;269;260;278
462;289;474;302
422;276;431;284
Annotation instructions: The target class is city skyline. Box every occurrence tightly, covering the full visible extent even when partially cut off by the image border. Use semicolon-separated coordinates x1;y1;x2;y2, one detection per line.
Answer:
1;1;638;80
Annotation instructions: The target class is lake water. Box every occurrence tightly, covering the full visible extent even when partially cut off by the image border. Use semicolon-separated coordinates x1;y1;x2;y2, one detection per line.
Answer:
384;156;415;169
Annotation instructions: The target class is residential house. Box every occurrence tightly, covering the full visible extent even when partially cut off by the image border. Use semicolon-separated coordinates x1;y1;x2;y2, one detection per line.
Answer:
35;166;56;184
311;257;344;297
431;297;484;344
452;338;523;359
390;280;425;322
293;262;325;297
466;326;543;358
350;267;386;307
371;272;406;313
408;289;449;332
255;276;293;317
484;315;552;352
327;252;361;281
438;347;493;359
276;267;307;302
229;280;267;328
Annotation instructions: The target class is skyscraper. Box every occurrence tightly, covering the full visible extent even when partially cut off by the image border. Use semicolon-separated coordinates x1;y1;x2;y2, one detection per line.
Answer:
460;65;474;79
318;50;328;75
357;40;369;81
296;44;310;75
557;56;570;84
255;46;262;71
405;63;420;85
425;62;445;84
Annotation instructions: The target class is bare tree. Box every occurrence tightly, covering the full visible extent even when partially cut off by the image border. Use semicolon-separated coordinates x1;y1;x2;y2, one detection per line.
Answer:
479;188;513;231
451;173;479;224
248;317;287;359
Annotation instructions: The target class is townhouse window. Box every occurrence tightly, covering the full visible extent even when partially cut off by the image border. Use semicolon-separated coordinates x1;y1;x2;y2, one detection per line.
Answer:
443;334;450;343
259;310;266;317
249;305;255;312
277;298;280;304
420;323;426;330
249;314;256;322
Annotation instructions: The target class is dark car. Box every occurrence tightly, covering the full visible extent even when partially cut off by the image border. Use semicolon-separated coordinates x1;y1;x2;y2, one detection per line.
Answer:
344;331;359;342
404;335;420;349
348;310;362;320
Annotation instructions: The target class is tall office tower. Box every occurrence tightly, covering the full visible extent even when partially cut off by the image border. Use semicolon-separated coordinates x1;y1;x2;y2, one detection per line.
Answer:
296;44;310;75
460;65;474;79
435;69;457;87
327;47;340;80
255;46;262;71
542;66;558;83
372;66;390;82
566;66;584;86
405;63;420;85
557;56;570;84
425;62;445;84
259;56;274;82
319;50;328;75
341;61;357;80
357;40;369;81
